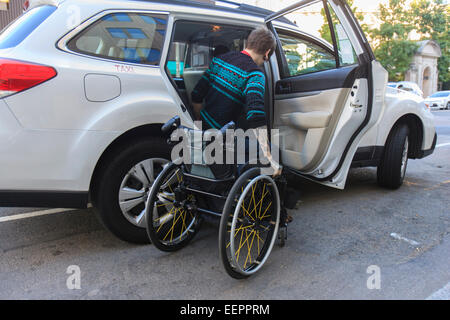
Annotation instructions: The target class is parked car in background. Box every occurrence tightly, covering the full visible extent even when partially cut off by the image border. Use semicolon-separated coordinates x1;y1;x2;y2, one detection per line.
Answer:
388;81;424;97
424;91;450;110
0;0;436;244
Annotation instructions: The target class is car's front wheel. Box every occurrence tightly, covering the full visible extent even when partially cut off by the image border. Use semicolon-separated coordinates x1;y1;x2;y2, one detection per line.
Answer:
94;137;171;244
377;124;410;190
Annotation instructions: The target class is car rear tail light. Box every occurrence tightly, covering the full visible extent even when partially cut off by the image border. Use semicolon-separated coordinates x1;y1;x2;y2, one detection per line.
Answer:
0;59;56;98
23;0;30;11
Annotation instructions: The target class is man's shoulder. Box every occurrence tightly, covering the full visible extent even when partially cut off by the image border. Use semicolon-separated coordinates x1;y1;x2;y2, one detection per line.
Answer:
215;52;262;74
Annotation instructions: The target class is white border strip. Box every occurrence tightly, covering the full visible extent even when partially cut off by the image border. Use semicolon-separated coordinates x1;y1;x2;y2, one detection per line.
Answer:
0;208;75;223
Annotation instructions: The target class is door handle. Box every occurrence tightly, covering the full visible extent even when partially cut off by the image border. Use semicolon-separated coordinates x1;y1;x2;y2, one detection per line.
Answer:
277;82;292;94
350;103;363;108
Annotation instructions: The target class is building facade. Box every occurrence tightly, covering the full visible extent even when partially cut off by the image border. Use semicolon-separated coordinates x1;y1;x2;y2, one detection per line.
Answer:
0;0;22;30
405;41;442;97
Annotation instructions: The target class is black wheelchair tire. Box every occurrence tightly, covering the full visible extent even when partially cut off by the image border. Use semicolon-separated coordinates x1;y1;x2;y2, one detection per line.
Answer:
146;163;202;252
219;168;281;279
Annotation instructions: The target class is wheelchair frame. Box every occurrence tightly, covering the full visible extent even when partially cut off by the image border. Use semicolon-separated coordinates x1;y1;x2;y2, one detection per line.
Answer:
145;116;288;279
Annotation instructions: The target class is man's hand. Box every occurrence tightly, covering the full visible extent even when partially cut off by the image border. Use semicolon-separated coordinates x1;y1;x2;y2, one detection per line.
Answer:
253;128;282;178
271;161;283;178
266;154;282;178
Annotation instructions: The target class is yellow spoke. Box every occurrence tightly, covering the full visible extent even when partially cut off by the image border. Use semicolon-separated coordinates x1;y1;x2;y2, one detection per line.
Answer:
240;203;255;221
259;202;273;220
250;183;257;218
243;183;257;220
256;231;261;256
179;210;187;241
227;224;253;249
244;231;257;269
163;208;183;241
257;183;267;220
244;189;269;221
236;228;253;262
157;202;172;208
155;207;175;233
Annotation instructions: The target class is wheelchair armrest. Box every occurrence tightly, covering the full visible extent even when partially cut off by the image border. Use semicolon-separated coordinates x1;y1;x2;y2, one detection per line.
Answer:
162;116;181;134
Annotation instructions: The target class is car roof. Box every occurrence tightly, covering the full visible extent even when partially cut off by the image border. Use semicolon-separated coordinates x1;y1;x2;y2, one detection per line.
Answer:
131;0;295;25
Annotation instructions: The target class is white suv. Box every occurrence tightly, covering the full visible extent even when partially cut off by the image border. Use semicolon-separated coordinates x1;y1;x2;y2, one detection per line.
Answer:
0;0;436;243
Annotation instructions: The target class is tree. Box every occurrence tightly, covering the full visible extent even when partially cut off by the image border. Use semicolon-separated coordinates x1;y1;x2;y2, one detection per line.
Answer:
319;0;367;45
368;0;419;82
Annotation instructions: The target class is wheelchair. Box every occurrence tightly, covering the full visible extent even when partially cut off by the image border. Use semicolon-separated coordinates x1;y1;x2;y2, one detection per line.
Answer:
145;116;288;279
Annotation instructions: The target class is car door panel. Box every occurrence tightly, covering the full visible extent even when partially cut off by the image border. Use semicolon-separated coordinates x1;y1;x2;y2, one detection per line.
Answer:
266;0;382;188
275;64;360;94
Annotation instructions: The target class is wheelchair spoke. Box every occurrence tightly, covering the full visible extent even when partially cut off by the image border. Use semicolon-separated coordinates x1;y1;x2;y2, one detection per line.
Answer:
155;207;175;233
244;230;257;269
179;210;187;241
160;170;180;190
257;183;267;220
259;201;273;220
245;189;269;220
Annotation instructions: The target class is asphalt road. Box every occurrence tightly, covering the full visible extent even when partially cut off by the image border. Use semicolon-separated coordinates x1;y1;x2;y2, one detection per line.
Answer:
0;111;449;300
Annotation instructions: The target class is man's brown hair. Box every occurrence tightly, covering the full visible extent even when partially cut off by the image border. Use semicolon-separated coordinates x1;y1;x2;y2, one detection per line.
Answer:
246;27;277;56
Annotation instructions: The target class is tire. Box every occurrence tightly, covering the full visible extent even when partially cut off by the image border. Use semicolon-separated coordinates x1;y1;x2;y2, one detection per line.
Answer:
145;163;202;252
377;124;410;190
447;102;450;110
219;168;281;279
94;137;171;244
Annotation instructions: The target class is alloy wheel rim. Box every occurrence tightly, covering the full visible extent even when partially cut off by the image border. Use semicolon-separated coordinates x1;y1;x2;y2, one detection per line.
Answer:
401;138;409;179
119;158;169;228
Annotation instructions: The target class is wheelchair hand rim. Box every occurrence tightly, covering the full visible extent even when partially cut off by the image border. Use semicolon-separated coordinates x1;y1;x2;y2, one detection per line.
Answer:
229;175;281;276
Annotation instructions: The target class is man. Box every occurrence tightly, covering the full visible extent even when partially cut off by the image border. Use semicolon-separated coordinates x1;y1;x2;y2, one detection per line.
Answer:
191;27;281;176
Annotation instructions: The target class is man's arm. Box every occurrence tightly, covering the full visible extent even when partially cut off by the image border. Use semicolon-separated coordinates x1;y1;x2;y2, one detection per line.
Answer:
191;61;213;120
245;72;282;177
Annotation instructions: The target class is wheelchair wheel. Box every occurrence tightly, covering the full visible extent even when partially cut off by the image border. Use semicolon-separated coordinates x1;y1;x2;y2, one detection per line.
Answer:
219;168;281;279
146;163;202;252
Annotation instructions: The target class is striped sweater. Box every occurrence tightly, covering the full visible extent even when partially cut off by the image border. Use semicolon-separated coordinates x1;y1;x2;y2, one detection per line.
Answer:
191;51;267;130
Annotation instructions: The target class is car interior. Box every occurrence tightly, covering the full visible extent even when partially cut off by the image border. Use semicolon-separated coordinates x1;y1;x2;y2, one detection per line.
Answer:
68;12;168;65
166;21;252;113
166;2;368;177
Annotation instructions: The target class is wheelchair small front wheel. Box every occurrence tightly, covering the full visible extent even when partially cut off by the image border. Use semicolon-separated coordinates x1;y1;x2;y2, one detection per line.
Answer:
219;168;281;279
146;163;202;252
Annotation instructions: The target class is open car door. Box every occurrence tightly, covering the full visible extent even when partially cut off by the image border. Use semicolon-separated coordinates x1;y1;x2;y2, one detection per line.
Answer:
265;0;388;189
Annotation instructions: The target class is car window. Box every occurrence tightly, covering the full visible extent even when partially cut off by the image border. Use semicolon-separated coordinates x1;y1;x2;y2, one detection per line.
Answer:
68;12;168;65
326;3;358;67
0;5;57;49
277;31;336;77
430;92;450;98
274;1;341;78
167;42;187;77
166;21;251;81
